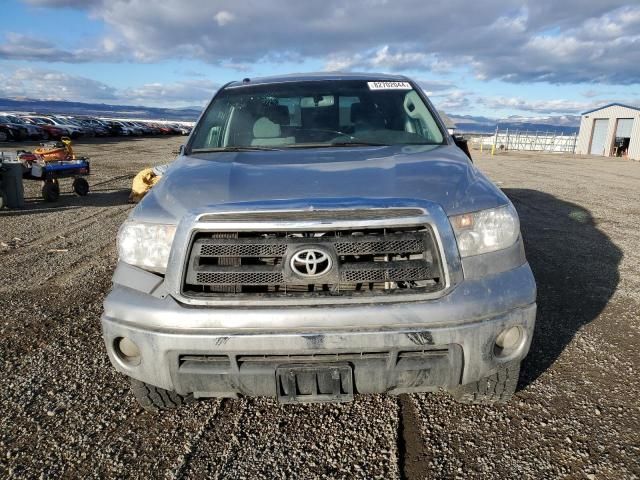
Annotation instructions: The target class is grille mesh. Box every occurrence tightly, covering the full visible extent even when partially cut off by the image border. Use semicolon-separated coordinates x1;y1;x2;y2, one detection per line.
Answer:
341;266;432;283
334;239;423;255
199;243;287;257
196;271;284;285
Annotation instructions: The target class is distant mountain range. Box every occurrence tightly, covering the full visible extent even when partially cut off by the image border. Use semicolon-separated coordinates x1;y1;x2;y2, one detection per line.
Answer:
0;97;580;134
450;114;580;135
0;97;202;121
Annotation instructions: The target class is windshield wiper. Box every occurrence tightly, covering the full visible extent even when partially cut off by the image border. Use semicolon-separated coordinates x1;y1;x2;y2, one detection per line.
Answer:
191;146;282;153
331;141;390;147
282;142;389;149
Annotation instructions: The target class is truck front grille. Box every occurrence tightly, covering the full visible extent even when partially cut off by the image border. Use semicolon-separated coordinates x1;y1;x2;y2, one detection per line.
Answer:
182;224;444;298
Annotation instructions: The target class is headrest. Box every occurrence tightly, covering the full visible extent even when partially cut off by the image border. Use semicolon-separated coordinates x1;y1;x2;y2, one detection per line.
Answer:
351;103;366;123
351;102;385;127
253;117;281;138
266;105;290;125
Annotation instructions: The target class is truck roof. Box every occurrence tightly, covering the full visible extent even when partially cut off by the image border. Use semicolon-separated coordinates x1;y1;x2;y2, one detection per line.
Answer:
226;71;411;88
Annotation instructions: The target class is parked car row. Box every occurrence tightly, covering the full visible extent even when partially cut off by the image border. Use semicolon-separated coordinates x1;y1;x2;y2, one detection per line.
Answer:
0;112;192;142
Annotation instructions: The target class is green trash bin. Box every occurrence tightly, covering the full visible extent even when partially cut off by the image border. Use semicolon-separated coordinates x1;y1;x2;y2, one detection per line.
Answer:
0;174;6;209
0;161;25;209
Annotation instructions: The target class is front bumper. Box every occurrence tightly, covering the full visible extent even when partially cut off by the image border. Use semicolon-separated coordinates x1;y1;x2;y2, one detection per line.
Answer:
101;263;537;398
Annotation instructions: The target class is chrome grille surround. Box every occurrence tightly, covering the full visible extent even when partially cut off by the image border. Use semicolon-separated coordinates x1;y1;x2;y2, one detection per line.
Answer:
163;204;463;306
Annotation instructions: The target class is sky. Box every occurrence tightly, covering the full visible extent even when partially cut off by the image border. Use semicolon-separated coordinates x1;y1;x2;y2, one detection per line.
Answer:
0;0;638;121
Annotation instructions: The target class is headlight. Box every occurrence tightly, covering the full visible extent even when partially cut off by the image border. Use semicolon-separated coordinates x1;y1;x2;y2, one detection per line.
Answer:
450;204;519;257
117;221;176;273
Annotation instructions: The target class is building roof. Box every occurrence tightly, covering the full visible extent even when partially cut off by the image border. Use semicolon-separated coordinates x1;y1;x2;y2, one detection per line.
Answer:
226;72;411;88
581;102;640;116
437;110;456;129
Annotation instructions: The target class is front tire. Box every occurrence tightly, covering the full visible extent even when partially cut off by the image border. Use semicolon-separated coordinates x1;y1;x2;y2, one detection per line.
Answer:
449;360;521;405
129;378;194;412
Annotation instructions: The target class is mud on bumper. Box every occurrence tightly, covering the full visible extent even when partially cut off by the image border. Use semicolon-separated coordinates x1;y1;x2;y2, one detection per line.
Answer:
101;263;537;399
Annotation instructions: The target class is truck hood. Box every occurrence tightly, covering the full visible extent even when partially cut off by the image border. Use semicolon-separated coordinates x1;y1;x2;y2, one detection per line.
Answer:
133;144;509;223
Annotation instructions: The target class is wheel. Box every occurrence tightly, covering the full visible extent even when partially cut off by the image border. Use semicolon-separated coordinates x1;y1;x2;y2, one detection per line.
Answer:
42;179;60;202
448;360;521;405
72;177;89;196
0;187;5;210
41;131;50;141
129;378;194;412
0;130;7;142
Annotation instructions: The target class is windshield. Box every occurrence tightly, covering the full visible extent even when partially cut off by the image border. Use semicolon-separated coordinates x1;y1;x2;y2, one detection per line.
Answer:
4;115;24;124
30;117;52;125
190;80;445;151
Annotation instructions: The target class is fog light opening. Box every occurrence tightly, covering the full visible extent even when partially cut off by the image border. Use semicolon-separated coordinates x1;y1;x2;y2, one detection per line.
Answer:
494;326;524;358
114;337;141;366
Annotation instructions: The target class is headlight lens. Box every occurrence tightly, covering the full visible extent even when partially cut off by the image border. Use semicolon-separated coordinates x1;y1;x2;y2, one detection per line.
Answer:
117;221;176;273
450;204;520;257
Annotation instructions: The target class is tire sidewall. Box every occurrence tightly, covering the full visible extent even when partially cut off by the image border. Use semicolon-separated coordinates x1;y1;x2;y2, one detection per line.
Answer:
73;178;89;196
42;180;60;202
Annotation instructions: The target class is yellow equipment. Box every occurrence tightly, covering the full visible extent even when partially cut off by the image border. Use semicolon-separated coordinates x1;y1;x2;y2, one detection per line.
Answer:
129;168;161;203
34;137;75;162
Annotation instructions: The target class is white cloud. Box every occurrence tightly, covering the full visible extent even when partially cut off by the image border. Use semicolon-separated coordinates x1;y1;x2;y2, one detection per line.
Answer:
25;0;102;6
0;67;217;107
214;10;235;26
416;79;457;92
483;97;588;114
0;67;117;101
430;90;472;111
477;96;639;114
474;5;640;84
0;32;123;63
122;79;217;105
369;46;431;70
8;0;640;85
325;46;435;72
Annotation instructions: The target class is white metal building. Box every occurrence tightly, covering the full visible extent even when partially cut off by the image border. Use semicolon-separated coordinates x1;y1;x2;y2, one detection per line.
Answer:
575;103;640;160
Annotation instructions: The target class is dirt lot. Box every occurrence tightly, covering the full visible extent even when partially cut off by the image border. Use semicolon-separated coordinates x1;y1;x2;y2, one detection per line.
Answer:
1;138;638;479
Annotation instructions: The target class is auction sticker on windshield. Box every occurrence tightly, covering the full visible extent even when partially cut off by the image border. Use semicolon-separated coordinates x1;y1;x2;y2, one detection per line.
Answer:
367;81;412;90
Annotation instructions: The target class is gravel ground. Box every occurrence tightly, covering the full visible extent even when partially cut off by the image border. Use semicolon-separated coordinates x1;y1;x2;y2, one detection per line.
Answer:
0;138;638;479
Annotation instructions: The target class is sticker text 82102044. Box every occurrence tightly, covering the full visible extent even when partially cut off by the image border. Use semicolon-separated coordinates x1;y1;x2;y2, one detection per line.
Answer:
367;81;412;90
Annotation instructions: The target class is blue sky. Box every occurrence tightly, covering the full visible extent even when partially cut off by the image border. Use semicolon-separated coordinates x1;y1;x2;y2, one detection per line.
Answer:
1;0;639;121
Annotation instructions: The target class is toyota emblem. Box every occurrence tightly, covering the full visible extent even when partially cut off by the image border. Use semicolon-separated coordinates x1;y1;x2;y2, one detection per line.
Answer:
290;248;333;278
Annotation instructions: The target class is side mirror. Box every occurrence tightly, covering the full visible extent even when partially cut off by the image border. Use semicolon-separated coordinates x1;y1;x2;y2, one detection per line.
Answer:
452;134;472;162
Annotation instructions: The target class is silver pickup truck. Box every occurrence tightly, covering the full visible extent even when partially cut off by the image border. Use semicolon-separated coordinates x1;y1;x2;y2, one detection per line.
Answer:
102;73;536;411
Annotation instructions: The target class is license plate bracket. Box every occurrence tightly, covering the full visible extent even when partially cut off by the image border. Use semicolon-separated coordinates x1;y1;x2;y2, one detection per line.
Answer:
276;363;354;404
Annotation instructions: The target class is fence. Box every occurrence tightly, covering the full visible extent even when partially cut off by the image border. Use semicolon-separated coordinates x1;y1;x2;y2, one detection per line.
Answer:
468;128;578;154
